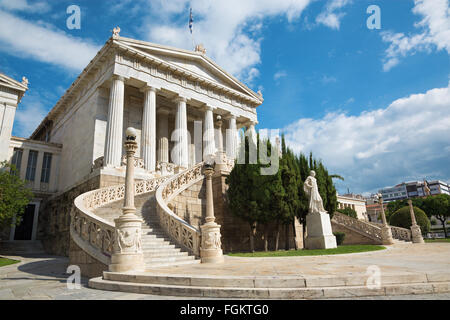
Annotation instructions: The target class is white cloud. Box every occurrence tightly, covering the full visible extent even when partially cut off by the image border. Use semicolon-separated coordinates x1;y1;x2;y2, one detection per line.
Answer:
316;0;352;30
0;0;50;13
0;10;100;71
14;93;48;138
143;0;312;83
382;0;450;71
321;74;337;84
274;70;287;81
283;83;450;193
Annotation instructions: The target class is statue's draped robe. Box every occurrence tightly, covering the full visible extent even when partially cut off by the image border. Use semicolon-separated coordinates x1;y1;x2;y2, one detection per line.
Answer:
303;176;326;213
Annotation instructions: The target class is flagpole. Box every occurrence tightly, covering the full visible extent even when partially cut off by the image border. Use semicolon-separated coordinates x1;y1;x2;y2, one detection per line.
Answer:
189;8;195;50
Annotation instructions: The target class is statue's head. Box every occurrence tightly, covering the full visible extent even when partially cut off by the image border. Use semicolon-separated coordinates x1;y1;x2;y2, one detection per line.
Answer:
310;170;316;177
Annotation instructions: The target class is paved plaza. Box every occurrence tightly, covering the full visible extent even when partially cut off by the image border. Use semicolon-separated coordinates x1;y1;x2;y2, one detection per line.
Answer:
1;242;449;300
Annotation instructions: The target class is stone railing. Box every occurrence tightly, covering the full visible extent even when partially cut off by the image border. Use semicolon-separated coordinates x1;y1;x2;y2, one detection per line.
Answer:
155;163;204;257
332;211;382;243
369;221;412;242
71;176;168;265
390;225;412;241
91;156;145;171
121;155;145;169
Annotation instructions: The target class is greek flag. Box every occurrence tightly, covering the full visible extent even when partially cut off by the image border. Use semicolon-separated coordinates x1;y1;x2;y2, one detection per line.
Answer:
189;8;193;34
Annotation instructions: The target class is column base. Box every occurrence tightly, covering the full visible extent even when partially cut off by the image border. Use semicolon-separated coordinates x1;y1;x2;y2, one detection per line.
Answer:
110;214;145;272
305;211;337;249
381;225;395;245
411;225;424;243
200;222;224;264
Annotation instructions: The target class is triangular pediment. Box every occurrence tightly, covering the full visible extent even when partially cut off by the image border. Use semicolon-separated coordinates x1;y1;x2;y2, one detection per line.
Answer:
115;37;262;103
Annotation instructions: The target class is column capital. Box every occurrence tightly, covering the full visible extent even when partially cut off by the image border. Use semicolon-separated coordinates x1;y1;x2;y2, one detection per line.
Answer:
157;107;171;115
140;85;158;93
174;96;187;103
245;119;258;127
111;74;126;82
222;112;237;120
202;104;216;112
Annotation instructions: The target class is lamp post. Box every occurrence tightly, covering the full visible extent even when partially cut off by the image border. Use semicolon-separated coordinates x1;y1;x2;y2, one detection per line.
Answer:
109;127;145;272
377;193;394;245
408;199;424;243
200;154;224;263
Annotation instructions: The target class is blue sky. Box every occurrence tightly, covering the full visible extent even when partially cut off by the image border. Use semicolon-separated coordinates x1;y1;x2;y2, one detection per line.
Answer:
0;0;449;195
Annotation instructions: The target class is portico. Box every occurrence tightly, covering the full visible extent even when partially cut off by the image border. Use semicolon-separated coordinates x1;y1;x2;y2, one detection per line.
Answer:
97;35;262;178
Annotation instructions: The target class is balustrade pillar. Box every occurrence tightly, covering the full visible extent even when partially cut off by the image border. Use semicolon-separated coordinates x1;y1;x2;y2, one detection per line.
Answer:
104;75;125;167
141;86;157;172
408;199;424;243
110;127;145;272
200;164;224;264
378;194;394;245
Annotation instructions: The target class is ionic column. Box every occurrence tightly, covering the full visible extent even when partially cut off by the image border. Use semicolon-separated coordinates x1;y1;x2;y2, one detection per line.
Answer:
203;105;216;159
141;86;157;172
226;114;237;159
104;75;125;167
174;97;189;169
248;120;257;146
157;109;169;164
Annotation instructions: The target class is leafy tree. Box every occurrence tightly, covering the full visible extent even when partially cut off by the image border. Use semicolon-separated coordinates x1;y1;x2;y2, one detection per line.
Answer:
226;135;261;252
0;161;33;230
422;194;450;238
337;207;358;219
390;206;431;234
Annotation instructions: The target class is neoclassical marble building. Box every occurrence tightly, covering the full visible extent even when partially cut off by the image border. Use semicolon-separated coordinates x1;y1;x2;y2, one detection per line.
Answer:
0;33;266;272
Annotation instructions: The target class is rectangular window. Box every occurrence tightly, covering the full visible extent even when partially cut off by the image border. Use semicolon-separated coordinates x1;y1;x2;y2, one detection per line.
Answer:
11;148;23;174
40;153;52;183
25;150;38;181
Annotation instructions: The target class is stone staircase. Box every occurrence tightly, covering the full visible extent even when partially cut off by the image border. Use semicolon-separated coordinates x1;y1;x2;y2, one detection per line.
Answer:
93;192;199;268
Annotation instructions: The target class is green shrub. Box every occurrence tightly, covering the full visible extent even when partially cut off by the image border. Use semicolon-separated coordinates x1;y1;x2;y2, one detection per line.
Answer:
390;206;431;234
337;207;357;219
333;232;346;245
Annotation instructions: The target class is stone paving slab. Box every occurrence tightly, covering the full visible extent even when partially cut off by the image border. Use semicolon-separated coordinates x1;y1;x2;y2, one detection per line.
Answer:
1;243;450;300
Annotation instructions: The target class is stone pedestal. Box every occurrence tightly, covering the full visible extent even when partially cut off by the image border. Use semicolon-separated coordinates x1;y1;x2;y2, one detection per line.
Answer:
305;212;337;249
411;225;425;244
200;222;224;263
109;214;145;272
408;199;424;244
381;225;395;245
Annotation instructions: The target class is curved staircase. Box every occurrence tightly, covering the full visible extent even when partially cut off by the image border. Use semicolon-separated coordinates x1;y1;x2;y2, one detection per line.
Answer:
70;163;205;273
93;193;199;268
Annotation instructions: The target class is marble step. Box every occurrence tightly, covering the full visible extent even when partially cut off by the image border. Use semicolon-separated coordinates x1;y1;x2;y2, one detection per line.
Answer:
143;251;189;258
144;255;196;264
143;259;200;268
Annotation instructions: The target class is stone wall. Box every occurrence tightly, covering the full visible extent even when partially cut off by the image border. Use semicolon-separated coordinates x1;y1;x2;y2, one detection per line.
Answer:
38;172;127;257
169;170;304;253
68;238;108;278
331;221;380;245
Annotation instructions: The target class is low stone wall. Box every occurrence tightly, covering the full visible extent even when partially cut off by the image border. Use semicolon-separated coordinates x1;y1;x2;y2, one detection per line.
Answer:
169;170;303;253
331;221;379;245
68;238;108;278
